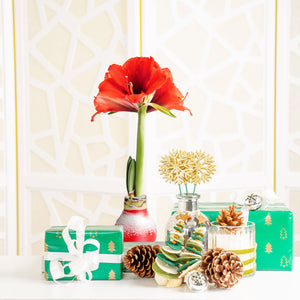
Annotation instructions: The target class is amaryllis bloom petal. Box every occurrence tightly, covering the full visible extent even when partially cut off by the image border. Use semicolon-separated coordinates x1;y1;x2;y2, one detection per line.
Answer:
91;95;138;121
104;64;128;93
123;57;168;94
91;56;191;120
145;67;172;94
148;80;192;115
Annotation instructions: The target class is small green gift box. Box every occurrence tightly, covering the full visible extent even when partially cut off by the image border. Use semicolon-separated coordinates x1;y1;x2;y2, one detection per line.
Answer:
44;217;123;281
198;202;293;271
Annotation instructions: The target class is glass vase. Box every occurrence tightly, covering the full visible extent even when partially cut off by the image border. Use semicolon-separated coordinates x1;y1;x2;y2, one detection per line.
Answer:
115;195;157;242
211;221;256;277
165;193;210;253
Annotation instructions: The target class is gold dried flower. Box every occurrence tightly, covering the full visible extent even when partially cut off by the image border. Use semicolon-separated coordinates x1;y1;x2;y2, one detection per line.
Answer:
159;149;216;186
190;150;216;184
159;149;186;184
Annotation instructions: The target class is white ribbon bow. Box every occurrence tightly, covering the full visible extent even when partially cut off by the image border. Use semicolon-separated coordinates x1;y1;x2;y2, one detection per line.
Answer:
49;216;101;282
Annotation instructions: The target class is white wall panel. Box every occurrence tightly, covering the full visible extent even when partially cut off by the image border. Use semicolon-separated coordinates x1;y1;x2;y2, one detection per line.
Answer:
277;0;300;255
0;0;17;255
139;1;276;240
143;0;275;188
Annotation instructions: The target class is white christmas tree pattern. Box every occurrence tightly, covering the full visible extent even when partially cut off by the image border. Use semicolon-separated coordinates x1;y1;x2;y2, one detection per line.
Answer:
108;241;115;252
280;228;288;240
280;256;288;268
109;269;116;280
265;214;272;225
265;243;272;254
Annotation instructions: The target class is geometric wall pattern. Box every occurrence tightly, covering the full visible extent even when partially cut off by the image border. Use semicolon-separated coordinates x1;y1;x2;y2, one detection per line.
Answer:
15;0;129;254
143;0;273;199
0;0;293;255
141;0;276;242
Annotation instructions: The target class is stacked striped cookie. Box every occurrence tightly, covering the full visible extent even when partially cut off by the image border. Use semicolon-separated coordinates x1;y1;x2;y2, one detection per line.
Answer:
153;220;205;288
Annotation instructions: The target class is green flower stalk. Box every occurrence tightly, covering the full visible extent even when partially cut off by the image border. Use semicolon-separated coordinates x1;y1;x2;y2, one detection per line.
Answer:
91;57;192;198
135;105;147;197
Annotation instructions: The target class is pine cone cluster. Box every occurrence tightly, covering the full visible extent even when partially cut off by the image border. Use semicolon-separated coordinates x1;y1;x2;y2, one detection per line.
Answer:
124;244;161;278
216;205;244;226
201;248;243;288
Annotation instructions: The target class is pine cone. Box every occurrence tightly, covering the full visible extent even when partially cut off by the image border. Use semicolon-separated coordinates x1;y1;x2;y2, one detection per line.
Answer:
216;205;244;226
202;248;243;288
123;244;161;278
201;248;224;282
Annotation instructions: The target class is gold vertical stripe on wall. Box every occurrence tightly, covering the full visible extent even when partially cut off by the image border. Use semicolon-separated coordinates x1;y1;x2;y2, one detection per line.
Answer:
12;0;19;255
140;0;142;56
274;0;278;193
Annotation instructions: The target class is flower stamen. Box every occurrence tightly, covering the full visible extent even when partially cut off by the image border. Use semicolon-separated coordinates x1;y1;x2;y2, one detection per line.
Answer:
128;82;134;95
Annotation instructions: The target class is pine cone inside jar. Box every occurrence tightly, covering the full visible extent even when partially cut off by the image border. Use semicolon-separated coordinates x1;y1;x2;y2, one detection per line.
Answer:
123;244;161;278
201;248;243;288
216;205;244;227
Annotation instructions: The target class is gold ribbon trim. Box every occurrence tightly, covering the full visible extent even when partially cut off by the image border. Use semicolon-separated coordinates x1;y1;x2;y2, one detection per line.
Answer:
242;256;256;266
229;247;256;255
243;265;256;276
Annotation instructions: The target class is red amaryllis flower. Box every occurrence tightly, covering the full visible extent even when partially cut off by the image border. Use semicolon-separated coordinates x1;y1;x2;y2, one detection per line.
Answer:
91;56;191;121
91;57;193;242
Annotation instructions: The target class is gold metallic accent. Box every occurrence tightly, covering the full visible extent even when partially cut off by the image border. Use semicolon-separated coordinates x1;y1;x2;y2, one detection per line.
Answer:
280;256;288;268
280;227;288;239
242;256;256;266
12;0;19;256
229;247;256;255
108;269;116;280
265;214;272;225
243;266;256;276
108;241;116;252
265;242;272;253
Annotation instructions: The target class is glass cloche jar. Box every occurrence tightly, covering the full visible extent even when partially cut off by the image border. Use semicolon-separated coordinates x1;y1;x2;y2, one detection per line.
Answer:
165;193;210;254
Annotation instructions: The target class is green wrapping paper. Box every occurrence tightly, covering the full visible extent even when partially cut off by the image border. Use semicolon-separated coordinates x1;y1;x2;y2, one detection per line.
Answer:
44;224;123;280
197;202;293;271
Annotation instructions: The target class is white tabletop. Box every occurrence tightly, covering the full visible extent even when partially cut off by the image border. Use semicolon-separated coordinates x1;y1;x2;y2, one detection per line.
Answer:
0;256;298;300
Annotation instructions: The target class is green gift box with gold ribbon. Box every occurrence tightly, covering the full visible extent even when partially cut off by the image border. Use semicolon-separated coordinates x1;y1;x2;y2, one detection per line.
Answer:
44;217;123;281
198;202;293;271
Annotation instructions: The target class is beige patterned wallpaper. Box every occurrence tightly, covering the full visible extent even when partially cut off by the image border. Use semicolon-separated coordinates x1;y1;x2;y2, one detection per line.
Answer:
146;0;268;177
143;0;271;241
16;0;129;254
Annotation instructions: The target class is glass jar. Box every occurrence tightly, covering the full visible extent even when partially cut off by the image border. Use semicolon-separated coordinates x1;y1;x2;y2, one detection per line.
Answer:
165;194;210;253
211;221;256;276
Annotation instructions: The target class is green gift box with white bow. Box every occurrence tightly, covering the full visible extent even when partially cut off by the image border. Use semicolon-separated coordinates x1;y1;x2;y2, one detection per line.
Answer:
198;202;293;271
44;218;123;281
